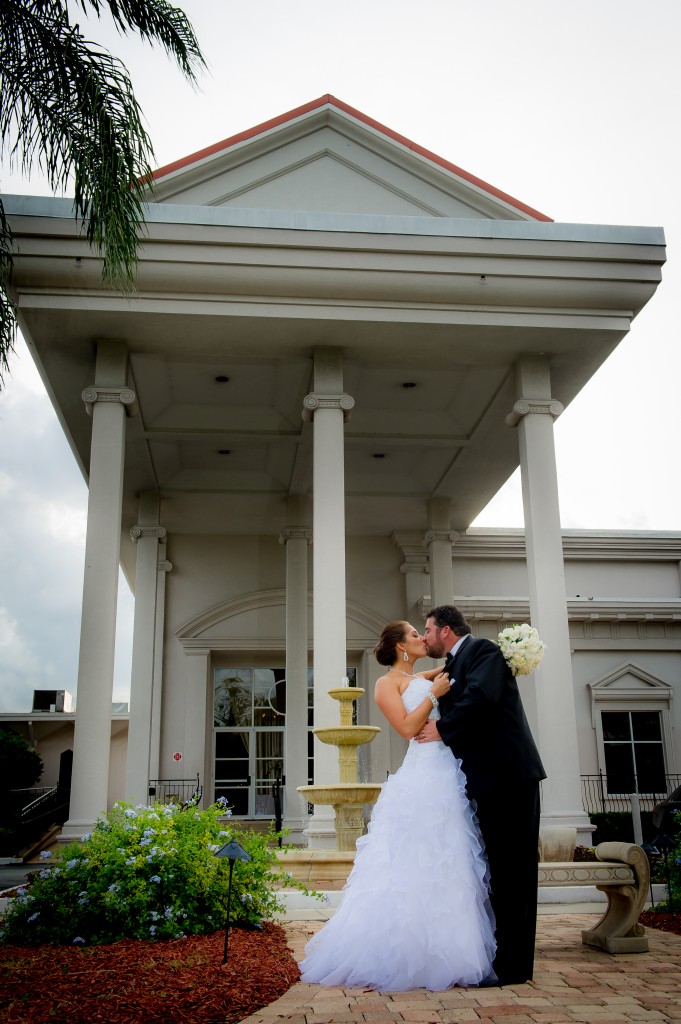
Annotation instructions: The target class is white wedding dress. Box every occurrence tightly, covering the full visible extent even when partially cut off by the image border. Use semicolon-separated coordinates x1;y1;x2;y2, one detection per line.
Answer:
299;675;496;991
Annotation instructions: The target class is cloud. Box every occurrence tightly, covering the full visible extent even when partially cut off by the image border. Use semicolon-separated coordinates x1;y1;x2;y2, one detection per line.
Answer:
0;605;46;712
0;337;133;713
2;0;680;712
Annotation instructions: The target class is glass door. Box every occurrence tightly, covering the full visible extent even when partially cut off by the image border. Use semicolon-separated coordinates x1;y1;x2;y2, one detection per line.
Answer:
213;667;285;817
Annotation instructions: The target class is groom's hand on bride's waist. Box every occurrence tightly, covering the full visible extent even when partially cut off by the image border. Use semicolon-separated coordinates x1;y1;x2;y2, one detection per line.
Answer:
415;721;440;743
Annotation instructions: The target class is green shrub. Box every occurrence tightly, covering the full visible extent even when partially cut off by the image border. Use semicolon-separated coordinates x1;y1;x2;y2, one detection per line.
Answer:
1;799;317;946
0;826;16;856
0;727;43;793
589;810;658;846
0;727;45;852
652;811;681;911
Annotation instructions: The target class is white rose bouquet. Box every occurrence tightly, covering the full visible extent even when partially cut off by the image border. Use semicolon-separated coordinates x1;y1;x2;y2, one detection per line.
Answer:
497;623;545;677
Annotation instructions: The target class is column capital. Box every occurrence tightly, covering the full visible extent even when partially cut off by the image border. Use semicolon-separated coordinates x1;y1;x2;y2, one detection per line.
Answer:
130;525;167;543
279;526;312;545
158;559;173;573
82;385;138;417
399;561;429;575
391;531;430;574
505;398;564;428
422;529;459;546
302;392;355;422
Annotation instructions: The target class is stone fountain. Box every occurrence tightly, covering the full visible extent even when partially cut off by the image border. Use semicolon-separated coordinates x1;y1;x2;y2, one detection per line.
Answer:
298;684;382;851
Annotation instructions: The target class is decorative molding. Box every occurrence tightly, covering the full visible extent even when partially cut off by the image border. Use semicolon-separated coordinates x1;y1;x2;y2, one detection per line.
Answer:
399;561;429;575
537;862;633;886
588;662;674;699
176;588;387;645
567;600;681;622
391;531;431;574
439;529;681;562
81;385;137;417
415;594;681;627
279;526;312;545
588;663;676;776
302;392;355;422
130;525;167;543
505;397;564;428
158;560;173;573
422;529;459;546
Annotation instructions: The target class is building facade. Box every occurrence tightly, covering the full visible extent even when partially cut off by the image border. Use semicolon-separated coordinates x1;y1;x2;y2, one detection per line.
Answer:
5;97;673;849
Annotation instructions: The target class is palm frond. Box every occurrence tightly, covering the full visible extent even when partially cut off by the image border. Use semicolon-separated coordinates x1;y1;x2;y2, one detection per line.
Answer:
77;0;207;81
0;1;206;386
0;198;17;388
1;1;159;287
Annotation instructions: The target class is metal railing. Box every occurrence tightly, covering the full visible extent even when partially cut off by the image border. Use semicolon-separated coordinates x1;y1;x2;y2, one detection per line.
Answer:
148;774;202;807
20;786;59;818
6;786;71;857
581;774;681;816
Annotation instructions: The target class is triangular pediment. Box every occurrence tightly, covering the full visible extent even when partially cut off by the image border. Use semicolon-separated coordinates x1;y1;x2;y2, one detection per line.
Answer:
588;662;673;695
150;96;550;222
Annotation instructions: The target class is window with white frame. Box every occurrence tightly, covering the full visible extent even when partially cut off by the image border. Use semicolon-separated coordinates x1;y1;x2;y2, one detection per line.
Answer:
588;663;675;797
600;710;666;793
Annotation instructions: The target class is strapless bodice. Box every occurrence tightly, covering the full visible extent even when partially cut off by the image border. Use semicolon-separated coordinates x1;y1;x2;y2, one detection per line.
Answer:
402;675;440;721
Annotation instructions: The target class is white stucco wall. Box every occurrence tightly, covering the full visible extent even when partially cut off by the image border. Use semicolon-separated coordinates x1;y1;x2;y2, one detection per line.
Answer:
148;529;681;810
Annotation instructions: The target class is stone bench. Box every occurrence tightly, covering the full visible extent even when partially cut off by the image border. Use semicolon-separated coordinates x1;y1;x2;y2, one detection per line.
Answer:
276;839;650;954
538;840;650;953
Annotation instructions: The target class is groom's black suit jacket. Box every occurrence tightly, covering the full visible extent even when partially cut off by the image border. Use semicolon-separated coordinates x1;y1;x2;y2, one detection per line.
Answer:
436;636;546;799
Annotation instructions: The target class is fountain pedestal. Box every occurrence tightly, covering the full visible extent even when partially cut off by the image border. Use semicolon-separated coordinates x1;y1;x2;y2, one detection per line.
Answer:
298;686;381;851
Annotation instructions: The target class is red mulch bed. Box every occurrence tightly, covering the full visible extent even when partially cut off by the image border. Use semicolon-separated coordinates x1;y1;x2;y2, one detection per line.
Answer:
0;923;299;1024
640;910;681;936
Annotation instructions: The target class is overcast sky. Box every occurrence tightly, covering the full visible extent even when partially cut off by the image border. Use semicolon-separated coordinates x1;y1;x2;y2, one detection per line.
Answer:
1;0;679;712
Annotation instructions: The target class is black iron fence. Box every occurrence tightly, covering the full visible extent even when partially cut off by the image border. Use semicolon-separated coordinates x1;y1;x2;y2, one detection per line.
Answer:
148;774;202;807
581;774;681;816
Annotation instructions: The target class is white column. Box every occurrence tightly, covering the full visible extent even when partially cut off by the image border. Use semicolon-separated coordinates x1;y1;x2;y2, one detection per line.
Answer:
424;499;457;607
61;341;135;839
302;349;354;848
183;648;211;791
279;514;311;842
149;546;172;784
509;355;592;846
125;493;166;804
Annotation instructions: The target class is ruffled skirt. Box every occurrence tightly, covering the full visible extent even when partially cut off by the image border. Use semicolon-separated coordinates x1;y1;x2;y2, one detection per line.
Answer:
299;740;496;991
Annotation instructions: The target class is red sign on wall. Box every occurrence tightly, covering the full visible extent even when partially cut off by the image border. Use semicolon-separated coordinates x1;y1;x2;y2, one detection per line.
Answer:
172;751;183;762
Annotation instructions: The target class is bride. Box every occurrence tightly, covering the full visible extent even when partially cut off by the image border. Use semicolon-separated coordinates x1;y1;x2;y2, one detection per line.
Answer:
299;620;496;991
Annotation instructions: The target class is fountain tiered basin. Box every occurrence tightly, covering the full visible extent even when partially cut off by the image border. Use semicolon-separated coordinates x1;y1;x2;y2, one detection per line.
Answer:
298;685;382;851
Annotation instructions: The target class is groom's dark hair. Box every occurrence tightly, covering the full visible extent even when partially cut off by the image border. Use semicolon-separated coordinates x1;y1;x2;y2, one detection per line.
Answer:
429;604;472;637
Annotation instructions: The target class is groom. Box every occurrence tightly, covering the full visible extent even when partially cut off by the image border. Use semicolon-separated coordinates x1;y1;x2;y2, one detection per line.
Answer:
419;604;546;987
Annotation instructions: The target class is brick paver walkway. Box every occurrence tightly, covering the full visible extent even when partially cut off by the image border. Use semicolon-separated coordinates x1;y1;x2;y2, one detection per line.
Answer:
240;915;681;1024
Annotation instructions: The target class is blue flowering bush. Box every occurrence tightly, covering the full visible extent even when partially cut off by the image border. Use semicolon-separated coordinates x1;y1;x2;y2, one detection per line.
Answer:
654;812;681;910
1;799;315;946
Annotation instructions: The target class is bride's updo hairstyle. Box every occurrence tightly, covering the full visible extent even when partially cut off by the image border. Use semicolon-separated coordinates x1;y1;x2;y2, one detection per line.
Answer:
374;620;409;667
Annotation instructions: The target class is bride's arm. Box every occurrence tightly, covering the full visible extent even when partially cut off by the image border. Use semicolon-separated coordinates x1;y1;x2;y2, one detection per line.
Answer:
374;672;449;739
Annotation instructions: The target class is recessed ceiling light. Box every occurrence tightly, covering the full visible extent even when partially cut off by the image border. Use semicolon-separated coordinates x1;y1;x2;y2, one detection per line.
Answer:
401;382;417;388
214;375;230;383
218;449;231;455
372;453;386;459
